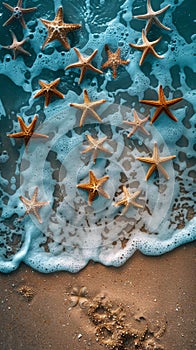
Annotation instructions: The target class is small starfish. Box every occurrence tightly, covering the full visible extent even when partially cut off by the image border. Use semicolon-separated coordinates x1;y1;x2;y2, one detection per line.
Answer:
19;187;50;224
3;0;36;28
136;142;176;180
132;0;171;32
70;89;106;127
7;115;49;148
140;85;183;124
124;109;150;137
40;6;81;50
114;186;143;214
129;29;164;66
77;170;110;205
1;30;31;60
34;78;64;107
101;44;130;79
69;287;88;308
65;47;103;84
81;134;111;163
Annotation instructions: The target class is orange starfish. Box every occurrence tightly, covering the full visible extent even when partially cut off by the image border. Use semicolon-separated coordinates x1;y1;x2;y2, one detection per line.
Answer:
34;78;64;107
101;44;130;79
114;186;143;214
70;89;106;127
40;6;81;50
124;109;150;137
129;29;164;65
136;142;176;180
77;170;110;205
1;30;31;60
19;187;50;224
7;115;48;148
140;85;183;124
81;134;111;163
3;0;36;28
65;47;103;84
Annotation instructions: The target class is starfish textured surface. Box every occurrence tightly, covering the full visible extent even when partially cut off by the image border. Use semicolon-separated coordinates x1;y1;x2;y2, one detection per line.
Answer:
130;29;164;66
19;187;50;224
65;47;103;84
136;142;176;180
3;0;36;28
7;115;49;148
114;186;143;214
81;134;111;163
101;44;130;79
140;85;183;124
1;30;31;60
40;6;81;50
77;170;110;205
124;109;150;137
34;78;64;107
70;89;106;127
132;0;171;32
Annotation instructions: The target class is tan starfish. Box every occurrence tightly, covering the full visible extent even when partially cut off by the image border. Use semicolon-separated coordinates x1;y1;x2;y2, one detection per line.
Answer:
81;134;111;163
124;109;150;137
129;29;164;66
114;186;143;214
132;0;171;32
19;187;50;224
65;47;103;84
7;115;48;148
101;44;130;79
140;85;183;124
70;89;106;127
40;6;81;50
3;0;36;28
136;142;176;180
34;78;64;107
77;170;110;205
1;30;31;60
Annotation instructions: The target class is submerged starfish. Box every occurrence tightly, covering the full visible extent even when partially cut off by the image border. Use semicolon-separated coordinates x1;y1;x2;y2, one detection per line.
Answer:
101;44;130;79
19;187;50;224
81;134;111;163
34;78;64;107
1;30;31;60
70;89;106;127
136;142;176;180
129;29;164;66
132;0;171;32
114;186;143;214
40;6;81;50
3;0;36;28
140;85;183;124
124;109;150;137
77;170;110;205
65;47;103;84
7;115;48;148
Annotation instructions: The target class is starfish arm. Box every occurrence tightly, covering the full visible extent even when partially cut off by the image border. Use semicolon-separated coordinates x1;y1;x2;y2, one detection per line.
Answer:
145;164;157;180
19;16;27;29
98;188;110;199
152;142;159;160
28;116;38;131
65;62;82;70
97;175;109;187
52;78;61;86
7;131;26;138
136;156;154;164
73;47;83;60
150;106;164;123
92;149;98;163
139;125;150;135
129;42;144;50
139;48;149;65
78;67;87;84
88;108;103;123
88;191;97;205
166;97;183;106
163;107;178;122
21;7;37;14
3;14;15;27
17;115;28;131
157;164;170;180
89;170;97;183
88;63;103;75
145;18;154;32
114;198;127;207
90;99;106;108
131;200;143;209
83;89;90;103
52;87;64;99
77;183;92;190
32;187;39;201
79;110;88;127
152;4;170;16
41;36;52;50
3;2;14;11
153;17;171;31
17;46;31;57
101;61;110;70
127;126;137;137
58;36;70;50
44;93;52;107
34;89;45;99
88;49;98;61
70;102;84;110
33;209;43;224
151;36;162;45
112;67;117;79
30;132;49;139
17;0;23;6
160;155;176;163
150;47;164;60
19;195;30;207
120;59;130;66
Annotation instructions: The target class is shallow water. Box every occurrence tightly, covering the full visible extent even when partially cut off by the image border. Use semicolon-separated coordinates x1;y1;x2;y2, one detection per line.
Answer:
0;0;195;273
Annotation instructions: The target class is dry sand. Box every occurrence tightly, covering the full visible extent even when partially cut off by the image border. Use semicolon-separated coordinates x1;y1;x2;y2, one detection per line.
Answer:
0;242;195;350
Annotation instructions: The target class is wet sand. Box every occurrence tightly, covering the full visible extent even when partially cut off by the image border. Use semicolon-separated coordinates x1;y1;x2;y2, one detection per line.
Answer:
0;242;195;350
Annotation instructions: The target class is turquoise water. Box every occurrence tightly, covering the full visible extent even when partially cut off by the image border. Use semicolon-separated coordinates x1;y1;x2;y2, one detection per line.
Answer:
0;0;195;273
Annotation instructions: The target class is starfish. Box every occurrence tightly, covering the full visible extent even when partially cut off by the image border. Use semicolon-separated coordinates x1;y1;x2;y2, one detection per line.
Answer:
136;142;176;180
1;30;31;60
3;0;36;28
7;115;49;148
132;0;171;32
114;186;143;214
101;44;130;79
65;47;103;84
34;78;64;107
140;85;183;124
40;6;81;50
81;134;111;163
19;187;50;224
77;170;110;205
129;29;164;66
70;89;106;127
124;109;150;137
